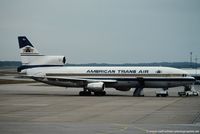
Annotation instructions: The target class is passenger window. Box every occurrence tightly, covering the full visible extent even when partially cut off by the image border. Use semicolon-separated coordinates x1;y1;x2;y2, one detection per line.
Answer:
182;74;187;77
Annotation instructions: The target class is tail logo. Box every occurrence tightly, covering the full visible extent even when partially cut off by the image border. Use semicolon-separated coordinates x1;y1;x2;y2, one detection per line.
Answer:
23;47;33;53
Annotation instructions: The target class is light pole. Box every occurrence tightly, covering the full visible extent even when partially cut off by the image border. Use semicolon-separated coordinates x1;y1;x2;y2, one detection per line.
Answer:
190;52;193;68
195;56;199;75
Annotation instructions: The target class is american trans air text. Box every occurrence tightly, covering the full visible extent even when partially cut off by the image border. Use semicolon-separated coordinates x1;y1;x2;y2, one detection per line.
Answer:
86;70;149;74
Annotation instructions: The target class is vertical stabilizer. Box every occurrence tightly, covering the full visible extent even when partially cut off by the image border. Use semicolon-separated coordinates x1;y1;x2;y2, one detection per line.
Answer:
18;36;40;65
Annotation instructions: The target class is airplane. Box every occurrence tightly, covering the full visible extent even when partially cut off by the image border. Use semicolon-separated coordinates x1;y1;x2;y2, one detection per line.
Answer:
17;36;196;97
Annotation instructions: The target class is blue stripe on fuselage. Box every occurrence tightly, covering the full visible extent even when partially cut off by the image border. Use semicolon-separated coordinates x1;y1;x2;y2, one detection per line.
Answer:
17;65;63;72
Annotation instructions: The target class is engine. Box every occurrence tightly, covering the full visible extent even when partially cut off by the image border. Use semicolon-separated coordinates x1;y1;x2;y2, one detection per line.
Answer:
29;56;66;65
115;87;131;91
17;56;66;72
86;82;104;92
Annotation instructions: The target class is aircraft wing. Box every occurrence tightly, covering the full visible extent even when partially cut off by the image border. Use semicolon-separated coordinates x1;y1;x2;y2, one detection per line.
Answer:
26;75;117;83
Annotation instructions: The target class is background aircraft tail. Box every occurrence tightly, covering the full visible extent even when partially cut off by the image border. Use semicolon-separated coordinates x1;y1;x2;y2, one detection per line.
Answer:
17;36;66;72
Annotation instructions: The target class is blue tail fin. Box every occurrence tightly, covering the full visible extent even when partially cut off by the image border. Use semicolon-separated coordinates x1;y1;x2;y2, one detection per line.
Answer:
18;36;34;48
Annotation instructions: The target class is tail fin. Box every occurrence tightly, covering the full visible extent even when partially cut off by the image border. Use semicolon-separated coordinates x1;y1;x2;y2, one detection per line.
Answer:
18;36;34;49
18;36;40;60
17;36;66;72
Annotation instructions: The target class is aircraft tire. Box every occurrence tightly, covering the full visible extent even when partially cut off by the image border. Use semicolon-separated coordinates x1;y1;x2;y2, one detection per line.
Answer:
79;91;91;96
161;94;166;97
94;91;106;96
156;94;160;97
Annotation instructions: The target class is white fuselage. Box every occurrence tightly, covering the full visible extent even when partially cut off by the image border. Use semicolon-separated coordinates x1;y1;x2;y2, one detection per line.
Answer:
25;66;195;89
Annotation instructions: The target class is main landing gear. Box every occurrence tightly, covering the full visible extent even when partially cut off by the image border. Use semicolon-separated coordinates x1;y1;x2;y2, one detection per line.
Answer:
94;91;106;96
133;78;145;97
79;90;91;96
133;87;144;97
79;88;106;96
155;88;169;97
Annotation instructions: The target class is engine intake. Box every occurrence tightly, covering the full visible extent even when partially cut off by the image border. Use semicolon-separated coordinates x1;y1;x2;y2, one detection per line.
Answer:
86;82;104;92
29;56;66;65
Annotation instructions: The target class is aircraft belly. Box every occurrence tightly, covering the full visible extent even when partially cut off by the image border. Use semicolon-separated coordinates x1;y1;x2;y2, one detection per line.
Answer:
107;79;179;88
144;80;193;88
109;79;194;88
144;81;169;88
111;81;137;87
106;81;179;88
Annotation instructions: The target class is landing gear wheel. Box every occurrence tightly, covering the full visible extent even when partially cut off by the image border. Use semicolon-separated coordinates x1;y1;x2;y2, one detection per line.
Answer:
156;89;168;97
94;91;106;96
161;94;167;97
133;92;144;97
79;91;91;96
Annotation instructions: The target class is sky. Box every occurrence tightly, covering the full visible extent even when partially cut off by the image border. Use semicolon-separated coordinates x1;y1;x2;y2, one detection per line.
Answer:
0;0;200;64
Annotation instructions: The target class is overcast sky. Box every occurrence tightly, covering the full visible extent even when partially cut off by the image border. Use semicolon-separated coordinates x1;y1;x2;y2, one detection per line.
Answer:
0;0;200;64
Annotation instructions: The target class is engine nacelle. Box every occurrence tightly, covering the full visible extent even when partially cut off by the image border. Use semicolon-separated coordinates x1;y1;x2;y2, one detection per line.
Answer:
26;56;66;65
17;56;66;72
115;87;131;91
86;82;104;92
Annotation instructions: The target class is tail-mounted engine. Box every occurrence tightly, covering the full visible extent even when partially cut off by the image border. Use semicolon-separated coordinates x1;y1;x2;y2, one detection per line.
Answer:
17;56;66;72
28;55;66;65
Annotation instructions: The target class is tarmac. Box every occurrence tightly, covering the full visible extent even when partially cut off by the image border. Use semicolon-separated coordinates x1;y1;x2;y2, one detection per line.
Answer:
0;82;200;134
